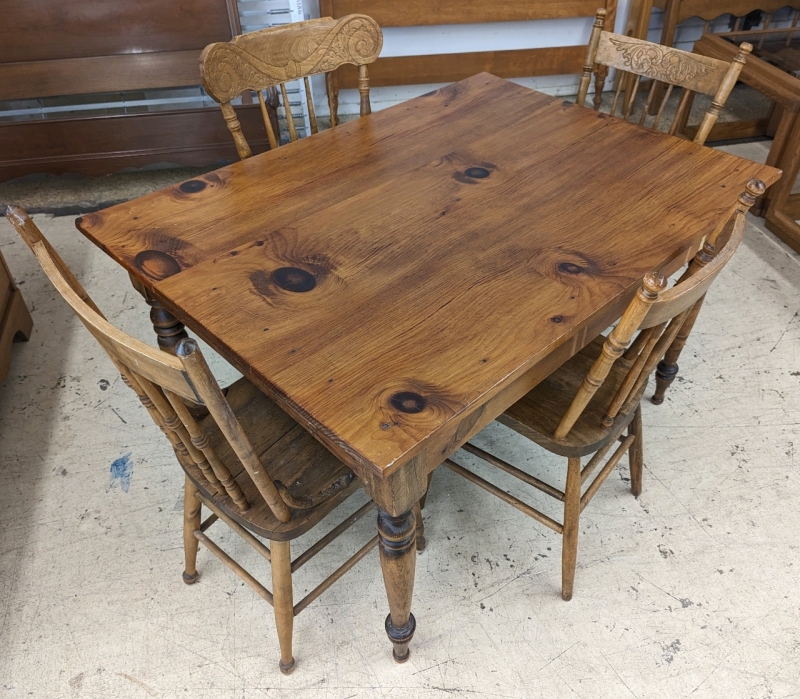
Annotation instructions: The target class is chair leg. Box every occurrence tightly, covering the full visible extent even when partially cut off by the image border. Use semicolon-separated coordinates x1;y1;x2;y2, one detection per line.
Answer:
561;457;582;601
418;470;434;511
271;540;295;675
414;501;426;552
629;406;644;498
182;476;201;584
653;296;704;404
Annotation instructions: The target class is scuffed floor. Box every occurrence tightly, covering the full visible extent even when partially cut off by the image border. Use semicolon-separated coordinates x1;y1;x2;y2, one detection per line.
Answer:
1;142;799;698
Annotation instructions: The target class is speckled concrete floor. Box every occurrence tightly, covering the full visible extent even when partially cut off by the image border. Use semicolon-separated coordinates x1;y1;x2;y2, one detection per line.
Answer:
1;139;799;698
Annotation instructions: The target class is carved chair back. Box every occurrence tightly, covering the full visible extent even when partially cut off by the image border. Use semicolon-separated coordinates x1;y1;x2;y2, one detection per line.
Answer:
577;8;751;145
5;205;292;523
552;179;763;440
200;14;383;159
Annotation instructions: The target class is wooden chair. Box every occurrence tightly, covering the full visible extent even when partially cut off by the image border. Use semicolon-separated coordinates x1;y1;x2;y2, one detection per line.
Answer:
200;14;383;159
577;8;751;145
445;179;764;601
4;205;382;675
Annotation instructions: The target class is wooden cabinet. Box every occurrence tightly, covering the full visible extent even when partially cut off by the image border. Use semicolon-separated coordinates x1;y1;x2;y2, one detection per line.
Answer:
0;0;276;181
0;248;32;382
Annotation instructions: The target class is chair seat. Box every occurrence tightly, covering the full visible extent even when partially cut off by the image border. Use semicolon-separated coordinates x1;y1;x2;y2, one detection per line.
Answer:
182;377;362;541
497;336;648;457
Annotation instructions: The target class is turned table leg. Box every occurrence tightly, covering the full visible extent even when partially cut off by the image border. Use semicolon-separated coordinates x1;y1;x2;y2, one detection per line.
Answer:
377;508;417;662
146;295;189;354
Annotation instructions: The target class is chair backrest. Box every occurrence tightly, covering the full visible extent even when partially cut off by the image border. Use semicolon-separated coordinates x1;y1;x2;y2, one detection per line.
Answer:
577;8;751;145
4;205;292;523
552;178;764;440
321;0;618;112
200;14;383;159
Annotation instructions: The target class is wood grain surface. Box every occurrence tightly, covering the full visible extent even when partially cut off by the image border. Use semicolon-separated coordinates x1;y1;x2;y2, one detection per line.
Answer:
78;73;779;481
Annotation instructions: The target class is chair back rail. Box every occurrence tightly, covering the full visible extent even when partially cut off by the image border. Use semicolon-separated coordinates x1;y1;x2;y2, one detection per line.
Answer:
4;205;292;523
553;179;763;440
577;8;751;144
200;14;383;157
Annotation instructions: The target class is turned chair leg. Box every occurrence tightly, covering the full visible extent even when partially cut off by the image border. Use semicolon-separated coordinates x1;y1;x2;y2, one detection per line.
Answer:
271;540;295;675
628;406;644;498
413;501;426;552
653;296;704;404
182;477;201;584
418;470;434;510
561;457;582;601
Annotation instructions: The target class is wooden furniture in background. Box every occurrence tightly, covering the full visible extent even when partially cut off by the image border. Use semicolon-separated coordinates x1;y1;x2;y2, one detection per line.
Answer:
651;0;798;53
201;15;383;156
6;205;381;675
76;73;778;661
447;182;758;600
694;30;800;251
319;0;617;109
0;244;32;382
578;8;751;143
0;0;277;181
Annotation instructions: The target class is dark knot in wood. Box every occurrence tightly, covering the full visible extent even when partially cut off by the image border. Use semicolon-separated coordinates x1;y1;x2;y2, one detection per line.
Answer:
463;166;491;179
179;180;207;193
550;315;565;324
557;262;584;275
134;250;181;281
390;391;426;414
272;266;316;292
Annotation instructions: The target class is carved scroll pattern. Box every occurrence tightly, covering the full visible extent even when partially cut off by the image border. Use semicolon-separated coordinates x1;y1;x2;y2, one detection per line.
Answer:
202;15;382;103
608;37;713;85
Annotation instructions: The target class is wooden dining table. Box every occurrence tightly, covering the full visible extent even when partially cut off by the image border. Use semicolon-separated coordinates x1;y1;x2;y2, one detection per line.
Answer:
76;73;779;662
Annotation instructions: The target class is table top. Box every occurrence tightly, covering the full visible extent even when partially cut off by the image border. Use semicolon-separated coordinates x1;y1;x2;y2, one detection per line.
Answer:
77;73;779;479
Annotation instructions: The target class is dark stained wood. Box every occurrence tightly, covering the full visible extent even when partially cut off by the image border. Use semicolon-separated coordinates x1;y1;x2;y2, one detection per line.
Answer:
1;0;236;63
0;106;273;183
77;74;779;487
75;74;778;660
321;0;617;112
0;247;33;382
320;0;604;25
0;0;251;181
335;46;586;89
0;52;206;101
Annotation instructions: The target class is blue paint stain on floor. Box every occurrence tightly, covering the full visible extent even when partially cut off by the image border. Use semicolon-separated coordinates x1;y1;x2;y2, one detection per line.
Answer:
110;452;133;493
